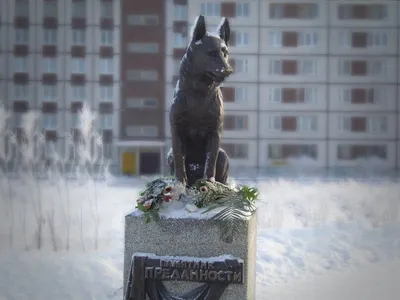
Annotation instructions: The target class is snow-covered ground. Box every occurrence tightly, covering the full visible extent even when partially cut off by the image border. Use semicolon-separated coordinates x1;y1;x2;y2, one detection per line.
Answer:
0;175;399;300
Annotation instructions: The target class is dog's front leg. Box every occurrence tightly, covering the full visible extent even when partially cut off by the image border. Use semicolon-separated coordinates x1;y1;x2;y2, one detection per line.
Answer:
172;130;187;185
204;132;220;182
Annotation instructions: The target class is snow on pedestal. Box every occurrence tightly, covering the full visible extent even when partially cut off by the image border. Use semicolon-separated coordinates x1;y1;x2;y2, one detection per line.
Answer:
123;210;257;300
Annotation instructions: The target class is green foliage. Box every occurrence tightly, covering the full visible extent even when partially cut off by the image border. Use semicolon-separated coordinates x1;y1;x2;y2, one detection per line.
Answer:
200;182;259;238
135;177;260;237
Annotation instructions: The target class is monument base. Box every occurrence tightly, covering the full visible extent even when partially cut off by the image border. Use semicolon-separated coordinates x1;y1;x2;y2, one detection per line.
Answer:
123;212;257;300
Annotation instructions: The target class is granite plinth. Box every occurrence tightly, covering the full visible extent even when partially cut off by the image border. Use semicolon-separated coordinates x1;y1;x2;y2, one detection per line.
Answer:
123;212;257;300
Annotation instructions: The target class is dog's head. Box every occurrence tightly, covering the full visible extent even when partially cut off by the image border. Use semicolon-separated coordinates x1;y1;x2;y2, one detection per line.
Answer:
185;15;233;84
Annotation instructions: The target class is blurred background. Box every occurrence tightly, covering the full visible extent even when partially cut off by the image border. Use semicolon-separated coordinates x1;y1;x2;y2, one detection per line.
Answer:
0;0;399;179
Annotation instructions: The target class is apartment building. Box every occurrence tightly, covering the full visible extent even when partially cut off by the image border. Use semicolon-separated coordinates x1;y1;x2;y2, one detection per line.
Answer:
0;0;121;172
2;0;399;176
117;0;166;176
164;0;400;171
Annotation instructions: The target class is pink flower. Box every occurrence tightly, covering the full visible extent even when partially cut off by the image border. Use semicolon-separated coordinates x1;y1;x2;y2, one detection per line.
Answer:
163;194;172;202
164;186;173;193
144;200;153;209
200;186;208;192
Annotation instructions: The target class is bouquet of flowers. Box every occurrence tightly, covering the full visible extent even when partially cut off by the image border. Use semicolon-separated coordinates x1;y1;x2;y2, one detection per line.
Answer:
136;177;260;228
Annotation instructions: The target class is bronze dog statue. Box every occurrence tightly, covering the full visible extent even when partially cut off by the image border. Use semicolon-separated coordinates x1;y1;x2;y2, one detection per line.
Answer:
167;15;233;187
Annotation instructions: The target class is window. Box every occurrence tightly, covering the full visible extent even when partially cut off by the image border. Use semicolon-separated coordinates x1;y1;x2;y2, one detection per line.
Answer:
224;115;248;130
126;14;159;26
71;58;85;74
268;144;317;159
72;1;86;18
269;60;282;74
223;143;248;159
369;60;386;76
100;86;113;102
371;88;386;104
15;1;29;17
14;57;28;73
14;84;29;99
100;114;112;130
269;87;316;103
269;88;281;103
44;141;57;159
15;29;29;44
71;85;86;101
338;60;384;76
304;88;317;103
72;30;85;45
269;3;283;19
298;31;318;47
298;116;317;131
70;113;80;128
269;60;315;75
43;29;57;45
174;5;187;21
101;1;113;18
268;116;282;131
367;116;387;133
13;112;24;128
234;87;247;102
338;31;351;47
173;33;187;48
369;32;388;47
340;87;386;104
101;30;113;46
269;3;318;19
338;116;351;131
236;3;250;17
43;85;57;101
298;3;319;19
338;4;388;20
126;98;158;108
100;58;113;74
43;1;57;18
268;31;282;47
337;145;387;160
125;125;158;137
340;89;352;103
200;3;221;17
234;116;249;130
126;42;159;53
42;114;57;130
340;31;389;48
42;58;57;73
299;60;317;75
126;70;158;81
235;59;249;73
339;60;351;75
103;143;112;159
268;144;281;159
235;31;249;47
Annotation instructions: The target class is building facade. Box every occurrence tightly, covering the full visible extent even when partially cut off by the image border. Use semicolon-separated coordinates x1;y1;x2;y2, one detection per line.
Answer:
117;0;166;176
1;0;400;175
0;0;121;172
162;0;400;170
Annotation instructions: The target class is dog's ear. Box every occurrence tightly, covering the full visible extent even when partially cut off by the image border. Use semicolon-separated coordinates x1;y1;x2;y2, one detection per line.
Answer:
191;15;207;42
216;17;230;45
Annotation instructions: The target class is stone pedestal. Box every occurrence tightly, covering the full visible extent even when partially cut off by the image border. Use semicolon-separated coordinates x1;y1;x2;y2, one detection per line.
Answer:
123;213;257;300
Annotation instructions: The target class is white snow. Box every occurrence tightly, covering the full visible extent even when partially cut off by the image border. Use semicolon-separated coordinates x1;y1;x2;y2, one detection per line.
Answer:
0;175;400;300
